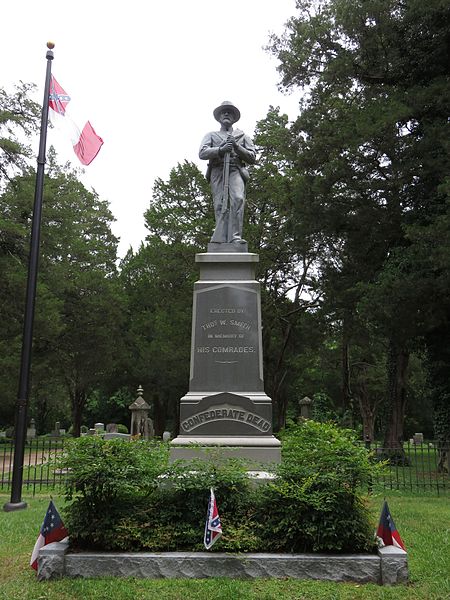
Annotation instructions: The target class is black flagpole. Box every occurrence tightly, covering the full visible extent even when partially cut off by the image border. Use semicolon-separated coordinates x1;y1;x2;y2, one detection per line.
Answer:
3;42;54;512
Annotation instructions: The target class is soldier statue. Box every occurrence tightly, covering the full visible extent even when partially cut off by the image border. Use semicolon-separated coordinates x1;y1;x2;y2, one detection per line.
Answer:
199;101;256;244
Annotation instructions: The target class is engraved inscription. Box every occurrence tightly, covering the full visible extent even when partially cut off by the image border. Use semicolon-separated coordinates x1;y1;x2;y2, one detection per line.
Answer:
190;285;263;392
196;308;256;359
180;404;271;433
196;346;255;353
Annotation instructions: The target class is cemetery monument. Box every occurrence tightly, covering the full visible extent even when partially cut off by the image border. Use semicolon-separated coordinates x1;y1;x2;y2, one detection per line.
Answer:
170;102;281;464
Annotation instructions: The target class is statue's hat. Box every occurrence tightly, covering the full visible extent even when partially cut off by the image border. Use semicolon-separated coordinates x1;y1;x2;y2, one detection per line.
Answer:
213;101;241;123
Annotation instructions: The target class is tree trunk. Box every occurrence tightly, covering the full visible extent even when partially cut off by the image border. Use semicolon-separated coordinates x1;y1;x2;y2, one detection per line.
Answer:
426;322;450;473
267;320;292;431
34;389;50;435
341;313;355;428
71;387;87;438
273;370;288;431
152;393;166;438
383;340;409;460
355;381;377;443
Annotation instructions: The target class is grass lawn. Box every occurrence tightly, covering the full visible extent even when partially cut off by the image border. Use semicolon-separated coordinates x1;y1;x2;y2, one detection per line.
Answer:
0;491;449;600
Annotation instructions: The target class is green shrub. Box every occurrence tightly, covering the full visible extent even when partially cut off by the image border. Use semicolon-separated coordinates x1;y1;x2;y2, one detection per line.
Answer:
110;456;257;553
59;437;169;549
256;421;377;552
59;422;378;554
116;424;128;434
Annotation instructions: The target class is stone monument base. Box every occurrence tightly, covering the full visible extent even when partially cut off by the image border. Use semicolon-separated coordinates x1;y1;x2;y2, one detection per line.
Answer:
171;248;281;468
170;434;281;465
38;540;409;585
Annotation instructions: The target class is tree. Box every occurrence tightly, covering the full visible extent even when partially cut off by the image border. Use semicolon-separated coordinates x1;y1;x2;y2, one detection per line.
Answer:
0;157;123;435
118;161;213;435
0;82;40;187
247;108;325;428
118;153;324;433
268;0;450;448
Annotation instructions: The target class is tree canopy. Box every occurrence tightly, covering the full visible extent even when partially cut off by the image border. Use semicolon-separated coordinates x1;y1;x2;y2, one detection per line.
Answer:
1;1;449;450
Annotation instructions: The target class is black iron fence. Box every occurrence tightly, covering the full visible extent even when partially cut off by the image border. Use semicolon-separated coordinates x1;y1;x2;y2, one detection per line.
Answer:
364;439;449;495
1;437;448;495
0;437;67;495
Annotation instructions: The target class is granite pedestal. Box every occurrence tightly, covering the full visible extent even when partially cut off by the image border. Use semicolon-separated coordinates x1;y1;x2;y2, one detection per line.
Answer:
171;243;281;465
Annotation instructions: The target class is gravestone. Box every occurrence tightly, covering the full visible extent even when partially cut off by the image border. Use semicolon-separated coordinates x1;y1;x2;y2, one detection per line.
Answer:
27;418;37;440
50;421;61;438
171;245;281;465
413;432;424;445
299;396;313;420
106;423;118;434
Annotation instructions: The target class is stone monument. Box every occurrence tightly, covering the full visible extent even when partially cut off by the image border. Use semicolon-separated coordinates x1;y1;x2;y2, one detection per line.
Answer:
170;102;281;465
129;385;153;440
299;396;313;420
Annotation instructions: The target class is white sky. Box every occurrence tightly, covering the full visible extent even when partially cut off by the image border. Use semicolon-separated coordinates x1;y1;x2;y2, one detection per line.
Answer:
2;0;301;257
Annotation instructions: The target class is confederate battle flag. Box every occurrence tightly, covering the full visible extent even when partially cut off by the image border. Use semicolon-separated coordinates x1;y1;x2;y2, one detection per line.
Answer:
204;488;222;550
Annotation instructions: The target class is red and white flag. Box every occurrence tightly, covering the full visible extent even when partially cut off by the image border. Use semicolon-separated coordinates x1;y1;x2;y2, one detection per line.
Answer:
204;488;222;550
30;500;68;571
49;75;103;165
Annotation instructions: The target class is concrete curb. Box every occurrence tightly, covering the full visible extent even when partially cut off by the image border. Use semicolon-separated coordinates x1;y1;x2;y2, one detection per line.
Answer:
38;541;408;585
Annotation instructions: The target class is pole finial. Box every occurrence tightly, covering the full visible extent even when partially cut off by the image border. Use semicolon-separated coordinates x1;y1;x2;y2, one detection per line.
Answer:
47;41;55;49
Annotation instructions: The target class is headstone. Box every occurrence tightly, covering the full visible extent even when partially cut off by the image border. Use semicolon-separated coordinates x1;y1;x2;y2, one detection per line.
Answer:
94;422;105;432
162;431;171;442
171;248;281;465
413;433;424;445
87;428;97;436
299;396;313;420
106;423;118;433
27;418;37;440
50;421;61;437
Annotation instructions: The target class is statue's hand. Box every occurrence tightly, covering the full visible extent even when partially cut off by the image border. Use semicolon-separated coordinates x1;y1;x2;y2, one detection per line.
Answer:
219;140;233;155
227;134;237;148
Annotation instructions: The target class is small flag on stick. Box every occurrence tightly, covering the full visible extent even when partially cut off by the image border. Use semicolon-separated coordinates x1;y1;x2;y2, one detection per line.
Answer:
204;488;222;550
49;75;103;165
30;500;68;571
376;500;406;551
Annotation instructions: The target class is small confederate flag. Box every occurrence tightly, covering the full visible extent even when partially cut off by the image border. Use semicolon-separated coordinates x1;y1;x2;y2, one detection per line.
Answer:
30;500;68;571
204;488;222;550
376;500;406;551
49;75;103;165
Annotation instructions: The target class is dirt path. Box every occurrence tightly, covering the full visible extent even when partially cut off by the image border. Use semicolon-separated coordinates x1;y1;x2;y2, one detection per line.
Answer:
1;448;62;472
